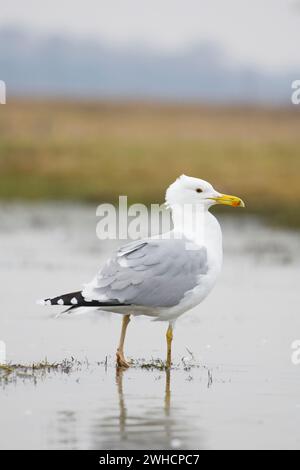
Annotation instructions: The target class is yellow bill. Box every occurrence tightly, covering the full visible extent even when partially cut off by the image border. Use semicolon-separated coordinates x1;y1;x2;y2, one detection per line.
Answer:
211;194;245;208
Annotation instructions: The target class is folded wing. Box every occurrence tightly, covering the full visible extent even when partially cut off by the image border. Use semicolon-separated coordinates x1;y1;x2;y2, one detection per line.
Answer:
82;238;208;308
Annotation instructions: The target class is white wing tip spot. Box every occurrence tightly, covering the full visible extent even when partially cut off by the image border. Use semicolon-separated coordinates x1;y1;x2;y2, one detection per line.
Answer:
57;299;64;305
71;297;78;305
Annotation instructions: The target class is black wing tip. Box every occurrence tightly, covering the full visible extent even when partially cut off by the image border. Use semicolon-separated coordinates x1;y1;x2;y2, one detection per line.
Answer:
37;291;130;308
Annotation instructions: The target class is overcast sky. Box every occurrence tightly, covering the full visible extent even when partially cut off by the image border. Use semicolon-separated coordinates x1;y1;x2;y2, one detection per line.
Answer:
1;0;300;71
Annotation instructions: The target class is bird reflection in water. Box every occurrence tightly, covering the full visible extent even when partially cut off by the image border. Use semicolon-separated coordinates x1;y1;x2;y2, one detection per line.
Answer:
54;366;204;450
101;367;192;450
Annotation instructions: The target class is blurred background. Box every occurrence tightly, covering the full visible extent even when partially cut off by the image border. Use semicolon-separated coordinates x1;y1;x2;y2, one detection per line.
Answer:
0;0;299;225
1;0;300;451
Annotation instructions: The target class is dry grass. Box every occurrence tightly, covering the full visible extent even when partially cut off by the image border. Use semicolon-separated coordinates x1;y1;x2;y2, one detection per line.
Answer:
0;358;90;386
1;99;300;225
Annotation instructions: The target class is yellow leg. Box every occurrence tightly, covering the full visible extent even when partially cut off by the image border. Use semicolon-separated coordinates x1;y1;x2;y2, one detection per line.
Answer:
166;323;173;369
116;314;131;368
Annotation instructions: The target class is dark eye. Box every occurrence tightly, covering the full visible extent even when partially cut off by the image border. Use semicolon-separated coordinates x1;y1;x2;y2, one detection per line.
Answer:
196;188;203;193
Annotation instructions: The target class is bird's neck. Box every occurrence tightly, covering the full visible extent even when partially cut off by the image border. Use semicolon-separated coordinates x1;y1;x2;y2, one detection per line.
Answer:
171;204;222;248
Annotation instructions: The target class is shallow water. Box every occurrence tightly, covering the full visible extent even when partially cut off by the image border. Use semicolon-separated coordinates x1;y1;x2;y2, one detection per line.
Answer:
1;203;300;450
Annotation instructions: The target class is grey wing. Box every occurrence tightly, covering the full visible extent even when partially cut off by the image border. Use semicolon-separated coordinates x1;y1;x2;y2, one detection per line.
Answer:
82;238;208;308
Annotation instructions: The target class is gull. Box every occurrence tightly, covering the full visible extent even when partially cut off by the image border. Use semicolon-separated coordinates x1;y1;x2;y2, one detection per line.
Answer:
38;175;244;368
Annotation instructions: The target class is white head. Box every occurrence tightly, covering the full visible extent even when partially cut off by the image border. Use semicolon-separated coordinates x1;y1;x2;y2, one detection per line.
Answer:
165;174;245;210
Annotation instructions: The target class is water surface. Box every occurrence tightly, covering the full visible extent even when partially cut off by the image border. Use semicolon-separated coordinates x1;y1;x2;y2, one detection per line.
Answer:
1;203;300;450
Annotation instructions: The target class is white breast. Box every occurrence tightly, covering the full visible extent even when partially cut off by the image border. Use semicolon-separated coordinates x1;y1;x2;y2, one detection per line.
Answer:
159;211;223;321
